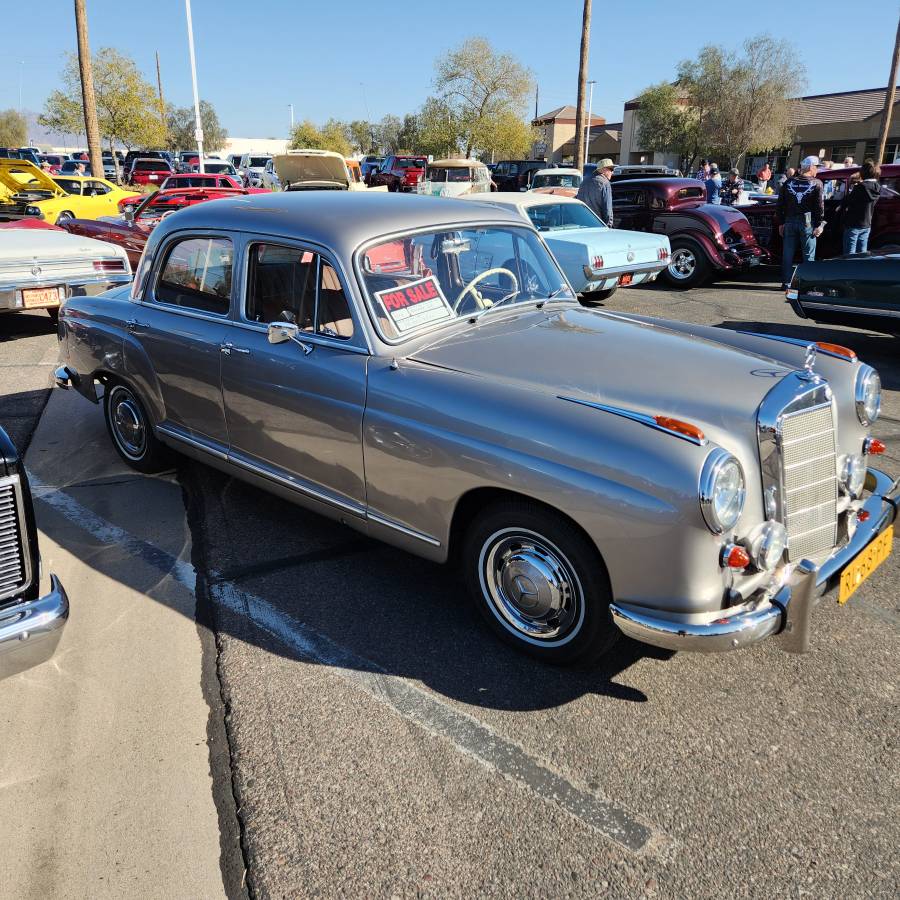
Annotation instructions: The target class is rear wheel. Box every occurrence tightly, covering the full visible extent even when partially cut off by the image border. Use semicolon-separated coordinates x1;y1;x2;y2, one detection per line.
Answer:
103;381;171;473
462;500;618;664
661;239;709;288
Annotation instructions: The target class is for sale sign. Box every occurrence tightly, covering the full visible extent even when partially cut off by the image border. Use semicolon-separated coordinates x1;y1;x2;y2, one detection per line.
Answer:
374;276;454;333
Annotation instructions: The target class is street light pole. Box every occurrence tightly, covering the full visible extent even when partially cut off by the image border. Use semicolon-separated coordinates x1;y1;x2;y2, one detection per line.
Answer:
183;0;204;172
288;103;294;134
584;80;596;166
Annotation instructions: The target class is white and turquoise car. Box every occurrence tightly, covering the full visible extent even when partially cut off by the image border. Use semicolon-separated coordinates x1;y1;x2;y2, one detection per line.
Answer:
460;192;670;302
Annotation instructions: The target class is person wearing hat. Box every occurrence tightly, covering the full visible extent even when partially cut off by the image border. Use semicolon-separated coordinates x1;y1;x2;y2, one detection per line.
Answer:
776;156;825;290
705;164;722;204
575;158;616;227
722;168;743;205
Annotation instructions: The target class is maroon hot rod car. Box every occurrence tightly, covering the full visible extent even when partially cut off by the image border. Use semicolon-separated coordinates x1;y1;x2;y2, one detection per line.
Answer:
611;178;764;288
738;164;900;262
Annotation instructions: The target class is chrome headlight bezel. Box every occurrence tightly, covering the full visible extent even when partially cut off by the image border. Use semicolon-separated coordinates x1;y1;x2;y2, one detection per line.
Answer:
700;449;746;534
855;365;881;426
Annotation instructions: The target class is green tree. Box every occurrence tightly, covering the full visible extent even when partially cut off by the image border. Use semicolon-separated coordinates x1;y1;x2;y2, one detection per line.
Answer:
377;114;402;154
321;119;352;156
635;82;703;172
396;114;420;154
0;109;28;146
41;49;166;179
167;100;228;153
289;119;324;149
434;37;532;157
477;110;536;162
417;97;457;157
347;119;374;153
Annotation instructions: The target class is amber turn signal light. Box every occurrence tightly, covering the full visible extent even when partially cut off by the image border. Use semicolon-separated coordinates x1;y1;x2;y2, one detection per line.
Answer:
721;544;751;569
864;438;886;455
815;341;857;360
654;416;705;442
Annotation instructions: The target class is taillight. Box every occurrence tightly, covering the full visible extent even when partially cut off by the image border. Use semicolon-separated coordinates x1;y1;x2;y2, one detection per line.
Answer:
94;259;127;272
657;247;669;260
592;254;604;269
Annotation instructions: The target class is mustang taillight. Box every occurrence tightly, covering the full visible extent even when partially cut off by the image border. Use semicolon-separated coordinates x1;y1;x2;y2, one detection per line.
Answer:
815;341;856;360
654;416;705;442
592;255;604;269
657;247;669;260
93;259;127;272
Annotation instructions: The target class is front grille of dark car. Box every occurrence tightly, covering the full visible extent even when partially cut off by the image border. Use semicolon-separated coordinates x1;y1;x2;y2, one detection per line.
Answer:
0;475;29;602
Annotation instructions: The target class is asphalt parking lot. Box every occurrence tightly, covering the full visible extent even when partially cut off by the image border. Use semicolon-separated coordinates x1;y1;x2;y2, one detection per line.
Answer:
2;271;898;899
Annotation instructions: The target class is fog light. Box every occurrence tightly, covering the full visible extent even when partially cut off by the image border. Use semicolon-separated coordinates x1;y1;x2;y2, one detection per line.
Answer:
750;521;787;572
840;454;867;499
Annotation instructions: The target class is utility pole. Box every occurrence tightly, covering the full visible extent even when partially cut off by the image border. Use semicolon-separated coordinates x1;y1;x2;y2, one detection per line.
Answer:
584;80;596;165
155;52;167;144
74;0;103;180
534;85;539;120
184;0;205;172
574;0;592;170
876;14;900;165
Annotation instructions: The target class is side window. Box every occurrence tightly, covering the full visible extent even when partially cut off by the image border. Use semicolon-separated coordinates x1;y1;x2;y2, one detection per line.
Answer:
245;244;354;340
828;179;847;201
86;180;110;195
155;237;233;315
613;189;645;208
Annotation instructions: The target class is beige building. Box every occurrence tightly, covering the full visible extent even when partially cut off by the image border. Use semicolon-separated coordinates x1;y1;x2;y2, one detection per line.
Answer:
530;106;611;163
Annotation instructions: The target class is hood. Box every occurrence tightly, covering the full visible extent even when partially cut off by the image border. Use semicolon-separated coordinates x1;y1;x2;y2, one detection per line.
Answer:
0;158;64;197
410;307;789;445
274;151;349;188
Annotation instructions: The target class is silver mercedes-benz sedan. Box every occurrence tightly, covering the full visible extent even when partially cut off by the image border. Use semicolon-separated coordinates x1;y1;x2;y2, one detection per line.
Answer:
54;192;896;663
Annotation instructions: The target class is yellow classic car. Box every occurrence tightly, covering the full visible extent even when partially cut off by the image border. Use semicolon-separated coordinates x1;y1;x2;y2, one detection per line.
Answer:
0;159;140;225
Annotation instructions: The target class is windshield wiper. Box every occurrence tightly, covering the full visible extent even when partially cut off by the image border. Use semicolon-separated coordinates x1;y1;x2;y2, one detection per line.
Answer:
469;292;521;323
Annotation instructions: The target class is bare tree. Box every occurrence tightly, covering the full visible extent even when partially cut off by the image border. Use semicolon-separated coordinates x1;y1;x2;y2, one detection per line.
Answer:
74;0;103;178
574;0;592;170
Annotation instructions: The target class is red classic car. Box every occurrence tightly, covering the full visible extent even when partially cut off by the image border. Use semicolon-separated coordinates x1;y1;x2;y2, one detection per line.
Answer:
60;187;250;266
738;163;900;261
611;178;764;287
366;155;428;192
125;157;175;186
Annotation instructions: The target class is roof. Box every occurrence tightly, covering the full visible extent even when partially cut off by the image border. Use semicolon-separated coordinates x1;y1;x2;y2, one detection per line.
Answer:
533;168;581;177
429;158;488;168
458;191;581;207
789;87;892;126
532;105;606;125
152;192;526;259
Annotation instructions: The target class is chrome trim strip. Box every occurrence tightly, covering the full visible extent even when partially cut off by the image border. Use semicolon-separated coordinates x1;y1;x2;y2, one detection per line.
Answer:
228;319;370;355
558;395;708;446
0;474;33;603
366;511;442;547
583;260;666;278
800;301;900;318
155;424;228;460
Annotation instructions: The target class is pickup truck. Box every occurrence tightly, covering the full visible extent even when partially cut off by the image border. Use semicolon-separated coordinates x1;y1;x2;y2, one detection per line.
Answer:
366;155;428;192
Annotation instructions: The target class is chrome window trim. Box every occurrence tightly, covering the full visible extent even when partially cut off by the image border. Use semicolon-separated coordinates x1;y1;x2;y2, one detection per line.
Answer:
558;396;708;446
352;219;575;347
238;237;369;353
0;473;33;602
855;364;881;426
756;371;834;530
698;448;745;534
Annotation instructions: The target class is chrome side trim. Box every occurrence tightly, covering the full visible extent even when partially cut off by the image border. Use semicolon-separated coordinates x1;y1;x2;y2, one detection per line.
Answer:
799;301;900;319
558;395;708;446
366;511;442;547
155;423;229;460
582;260;666;279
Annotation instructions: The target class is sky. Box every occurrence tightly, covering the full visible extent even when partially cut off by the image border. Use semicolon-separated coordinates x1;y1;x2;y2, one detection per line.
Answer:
3;0;898;139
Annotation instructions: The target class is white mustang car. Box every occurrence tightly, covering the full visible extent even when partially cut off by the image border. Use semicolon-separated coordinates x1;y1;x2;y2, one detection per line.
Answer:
460;193;670;303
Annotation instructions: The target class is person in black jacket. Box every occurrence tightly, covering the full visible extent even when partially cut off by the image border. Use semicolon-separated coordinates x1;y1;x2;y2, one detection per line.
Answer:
575;158;615;227
843;159;881;254
776;156;825;289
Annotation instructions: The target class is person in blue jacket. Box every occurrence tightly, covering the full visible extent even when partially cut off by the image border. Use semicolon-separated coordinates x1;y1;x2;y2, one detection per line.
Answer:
705;164;722;204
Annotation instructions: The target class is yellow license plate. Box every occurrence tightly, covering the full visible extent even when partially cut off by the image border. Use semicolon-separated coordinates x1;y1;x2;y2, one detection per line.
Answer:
838;525;893;604
22;287;61;308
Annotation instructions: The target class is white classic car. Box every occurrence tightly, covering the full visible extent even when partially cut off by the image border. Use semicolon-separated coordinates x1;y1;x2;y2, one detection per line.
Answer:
0;226;131;322
416;159;493;198
529;167;583;195
275;149;386;192
460;193;670;302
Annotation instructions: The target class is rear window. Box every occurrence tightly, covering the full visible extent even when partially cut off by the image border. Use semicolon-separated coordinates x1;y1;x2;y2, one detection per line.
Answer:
676;187;705;200
134;160;169;171
248;157;270;168
395;158;427;168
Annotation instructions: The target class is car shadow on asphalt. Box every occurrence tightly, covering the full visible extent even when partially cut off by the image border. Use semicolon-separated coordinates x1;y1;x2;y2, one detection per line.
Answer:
0;309;58;340
178;459;667;710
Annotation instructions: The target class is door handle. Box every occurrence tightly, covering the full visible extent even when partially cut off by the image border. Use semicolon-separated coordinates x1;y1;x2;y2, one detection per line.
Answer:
126;318;150;330
220;341;250;355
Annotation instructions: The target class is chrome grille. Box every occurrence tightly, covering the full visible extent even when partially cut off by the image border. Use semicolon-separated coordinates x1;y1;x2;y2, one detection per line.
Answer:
0;475;29;601
780;403;838;560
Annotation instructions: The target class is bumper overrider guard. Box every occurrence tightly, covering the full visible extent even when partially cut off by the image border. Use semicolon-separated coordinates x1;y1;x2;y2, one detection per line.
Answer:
610;468;898;653
0;576;69;679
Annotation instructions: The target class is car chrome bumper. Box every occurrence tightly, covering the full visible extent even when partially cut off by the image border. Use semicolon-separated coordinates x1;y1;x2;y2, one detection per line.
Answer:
0;575;69;679
0;274;132;312
610;467;898;653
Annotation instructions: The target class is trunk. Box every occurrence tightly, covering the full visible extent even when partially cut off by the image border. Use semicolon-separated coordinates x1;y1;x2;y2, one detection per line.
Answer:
573;0;592;170
74;0;103;181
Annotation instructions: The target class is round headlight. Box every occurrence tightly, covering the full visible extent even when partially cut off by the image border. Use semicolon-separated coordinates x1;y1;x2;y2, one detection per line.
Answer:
750;521;788;572
841;453;867;498
855;365;881;425
700;450;746;534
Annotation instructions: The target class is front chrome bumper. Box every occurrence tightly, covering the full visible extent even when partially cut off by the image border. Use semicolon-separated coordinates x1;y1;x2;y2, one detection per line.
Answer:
0;575;69;679
610;467;898;653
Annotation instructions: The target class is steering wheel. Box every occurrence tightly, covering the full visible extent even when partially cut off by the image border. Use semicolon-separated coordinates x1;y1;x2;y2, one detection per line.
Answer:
453;267;518;312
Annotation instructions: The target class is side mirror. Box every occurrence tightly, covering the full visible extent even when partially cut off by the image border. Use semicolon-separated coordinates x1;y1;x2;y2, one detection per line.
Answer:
267;321;313;354
123;207;135;223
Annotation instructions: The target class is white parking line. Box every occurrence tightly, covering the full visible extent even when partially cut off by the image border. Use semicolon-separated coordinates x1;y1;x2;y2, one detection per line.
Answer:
29;474;673;858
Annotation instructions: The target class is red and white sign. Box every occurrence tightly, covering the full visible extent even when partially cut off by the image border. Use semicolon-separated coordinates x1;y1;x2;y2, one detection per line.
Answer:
374;276;453;333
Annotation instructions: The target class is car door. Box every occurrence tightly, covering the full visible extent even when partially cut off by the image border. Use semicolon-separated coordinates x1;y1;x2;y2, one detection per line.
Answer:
126;232;236;453
220;239;368;514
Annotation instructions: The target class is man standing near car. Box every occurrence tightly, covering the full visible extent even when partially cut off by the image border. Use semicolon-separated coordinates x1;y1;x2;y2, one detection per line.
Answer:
777;156;825;290
576;158;615;227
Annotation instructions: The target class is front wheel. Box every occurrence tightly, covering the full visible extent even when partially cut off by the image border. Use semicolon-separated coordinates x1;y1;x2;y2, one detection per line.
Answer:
462;500;618;664
55;211;74;225
661;240;709;288
103;382;171;473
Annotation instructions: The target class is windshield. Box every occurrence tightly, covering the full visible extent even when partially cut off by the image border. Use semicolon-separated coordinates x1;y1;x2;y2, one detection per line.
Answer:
532;173;581;189
359;225;573;341
427;167;474;183
526;202;605;231
395;158;427;169
248;157;270;168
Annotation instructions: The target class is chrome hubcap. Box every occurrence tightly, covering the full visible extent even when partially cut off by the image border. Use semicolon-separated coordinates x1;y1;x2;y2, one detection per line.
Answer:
111;390;146;457
479;529;583;644
669;248;696;279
